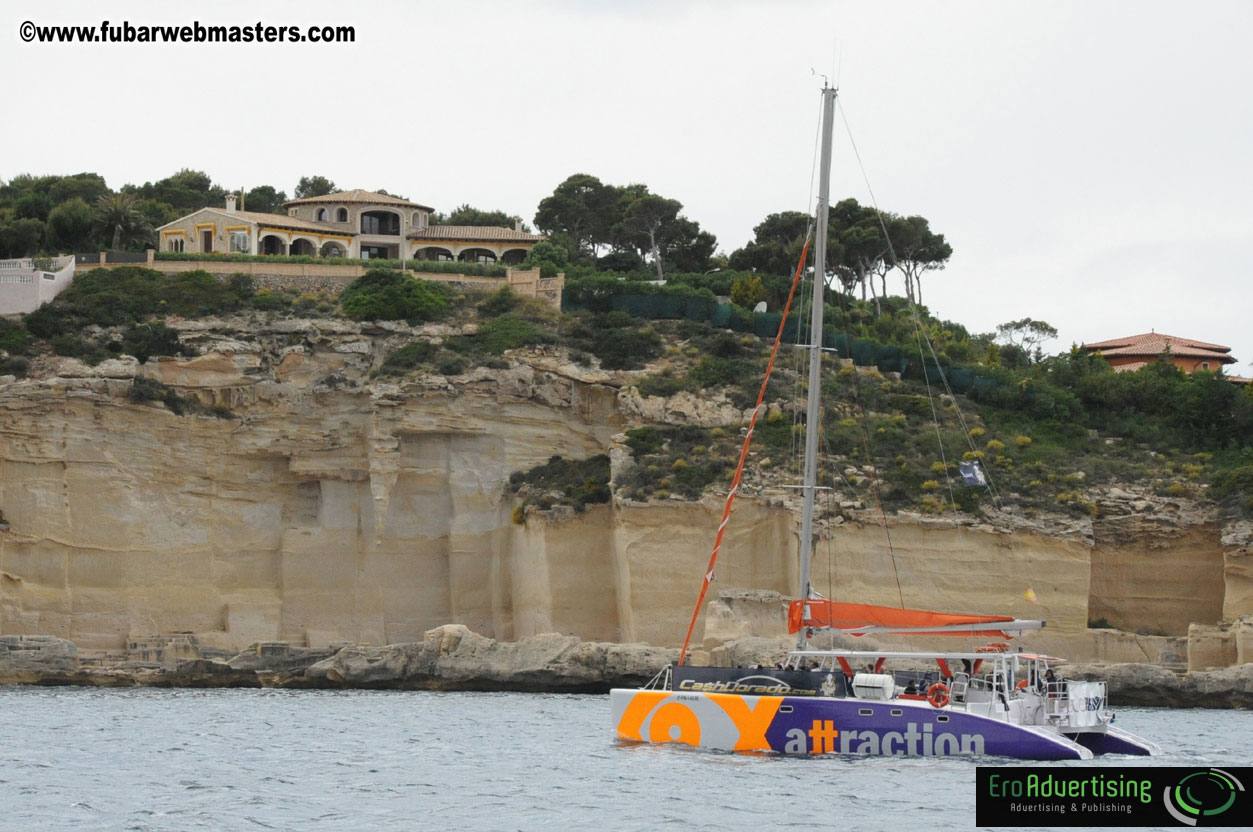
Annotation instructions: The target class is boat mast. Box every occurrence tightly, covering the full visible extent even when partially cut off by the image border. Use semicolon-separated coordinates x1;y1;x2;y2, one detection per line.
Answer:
797;84;836;649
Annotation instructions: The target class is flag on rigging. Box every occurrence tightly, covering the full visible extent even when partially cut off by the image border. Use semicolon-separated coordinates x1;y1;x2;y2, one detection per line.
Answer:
958;459;987;487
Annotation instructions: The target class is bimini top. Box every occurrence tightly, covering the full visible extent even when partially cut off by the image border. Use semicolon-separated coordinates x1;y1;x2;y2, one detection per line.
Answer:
788;600;1044;639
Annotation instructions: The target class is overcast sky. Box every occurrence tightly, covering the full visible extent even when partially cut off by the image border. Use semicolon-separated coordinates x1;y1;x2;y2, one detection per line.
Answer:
5;0;1251;369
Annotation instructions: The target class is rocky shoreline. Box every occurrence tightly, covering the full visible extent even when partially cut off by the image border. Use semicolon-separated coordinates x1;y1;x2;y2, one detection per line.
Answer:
2;627;1249;708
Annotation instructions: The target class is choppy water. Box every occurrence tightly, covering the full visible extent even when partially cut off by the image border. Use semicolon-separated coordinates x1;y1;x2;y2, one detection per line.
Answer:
0;687;1248;831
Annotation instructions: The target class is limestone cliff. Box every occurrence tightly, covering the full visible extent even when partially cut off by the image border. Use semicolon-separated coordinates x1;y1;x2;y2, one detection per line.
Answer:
0;316;1247;669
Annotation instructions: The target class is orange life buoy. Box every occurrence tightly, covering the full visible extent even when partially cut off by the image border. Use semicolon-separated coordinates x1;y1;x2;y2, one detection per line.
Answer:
926;682;950;708
1015;679;1029;691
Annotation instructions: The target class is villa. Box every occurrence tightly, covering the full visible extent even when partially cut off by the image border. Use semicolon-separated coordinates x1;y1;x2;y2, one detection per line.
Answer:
156;190;544;263
1081;331;1238;374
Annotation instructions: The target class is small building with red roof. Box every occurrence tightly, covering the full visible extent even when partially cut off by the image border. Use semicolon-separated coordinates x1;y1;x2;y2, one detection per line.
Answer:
1081;331;1238;374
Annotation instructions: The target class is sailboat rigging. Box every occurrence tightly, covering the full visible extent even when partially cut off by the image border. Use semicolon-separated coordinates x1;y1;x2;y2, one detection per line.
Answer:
610;85;1158;760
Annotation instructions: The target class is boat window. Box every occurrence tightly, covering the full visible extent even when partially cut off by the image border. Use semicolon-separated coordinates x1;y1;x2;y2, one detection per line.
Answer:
890;709;903;717
859;709;873;716
779;705;793;714
936;715;950;723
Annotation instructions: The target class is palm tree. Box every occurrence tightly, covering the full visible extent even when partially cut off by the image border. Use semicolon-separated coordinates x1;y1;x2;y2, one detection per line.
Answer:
92;193;152;250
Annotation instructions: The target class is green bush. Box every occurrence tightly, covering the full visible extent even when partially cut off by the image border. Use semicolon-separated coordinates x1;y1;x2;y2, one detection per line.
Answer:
509;454;611;512
121;322;194;363
0;319;32;355
0;356;30;377
339;269;451;324
463;315;552;355
378;341;439;376
128;376;190;415
477;287;519;318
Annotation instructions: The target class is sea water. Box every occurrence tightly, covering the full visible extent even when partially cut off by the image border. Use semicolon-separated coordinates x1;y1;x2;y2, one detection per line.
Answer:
0;687;1248;831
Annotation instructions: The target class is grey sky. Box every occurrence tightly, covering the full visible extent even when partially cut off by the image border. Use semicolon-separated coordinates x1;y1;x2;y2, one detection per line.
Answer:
5;0;1251;369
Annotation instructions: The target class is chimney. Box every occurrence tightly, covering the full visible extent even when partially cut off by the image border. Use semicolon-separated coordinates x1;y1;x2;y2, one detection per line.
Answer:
226;194;237;212
514;216;523;232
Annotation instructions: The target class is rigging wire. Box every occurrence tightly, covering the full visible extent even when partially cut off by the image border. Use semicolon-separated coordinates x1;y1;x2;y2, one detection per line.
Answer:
677;235;813;666
836;97;1041;611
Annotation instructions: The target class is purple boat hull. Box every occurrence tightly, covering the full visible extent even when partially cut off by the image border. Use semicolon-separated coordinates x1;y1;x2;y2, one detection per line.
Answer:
611;688;1094;760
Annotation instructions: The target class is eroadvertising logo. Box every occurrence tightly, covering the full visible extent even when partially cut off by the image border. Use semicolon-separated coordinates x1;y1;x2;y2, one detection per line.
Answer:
975;766;1248;827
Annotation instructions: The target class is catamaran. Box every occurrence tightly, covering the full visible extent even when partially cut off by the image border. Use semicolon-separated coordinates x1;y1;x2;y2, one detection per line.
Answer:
610;85;1158;760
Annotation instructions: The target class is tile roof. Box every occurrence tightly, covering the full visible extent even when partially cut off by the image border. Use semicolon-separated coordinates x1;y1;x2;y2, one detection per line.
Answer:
408;225;544;243
156;208;354;235
283;189;434;211
1083;331;1232;354
225;209;357;235
1082;332;1235;364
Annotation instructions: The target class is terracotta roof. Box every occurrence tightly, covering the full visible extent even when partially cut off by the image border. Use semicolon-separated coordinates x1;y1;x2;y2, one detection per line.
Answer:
1083;331;1232;354
1228;375;1252;385
1111;361;1150;373
1082;332;1235;364
156;208;355;236
225;209;358;235
409;225;544;243
283;189;434;211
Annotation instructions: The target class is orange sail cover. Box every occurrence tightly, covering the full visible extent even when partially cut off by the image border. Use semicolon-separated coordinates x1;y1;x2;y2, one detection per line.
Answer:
788;600;1020;638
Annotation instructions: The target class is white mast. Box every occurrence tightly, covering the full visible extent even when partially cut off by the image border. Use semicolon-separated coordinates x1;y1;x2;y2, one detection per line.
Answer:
797;85;837;649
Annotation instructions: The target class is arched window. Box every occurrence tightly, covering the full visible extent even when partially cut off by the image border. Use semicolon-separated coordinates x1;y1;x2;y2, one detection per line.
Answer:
336;207;348;222
316;208;328;222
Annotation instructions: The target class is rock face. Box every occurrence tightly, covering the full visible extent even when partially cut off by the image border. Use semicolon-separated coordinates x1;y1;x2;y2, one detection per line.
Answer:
1068;662;1253;709
301;624;674;690
0;315;1247;669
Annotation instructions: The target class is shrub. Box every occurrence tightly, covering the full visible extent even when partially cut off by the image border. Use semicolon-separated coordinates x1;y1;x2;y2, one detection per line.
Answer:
477;287;519;318
0;356;30;377
339;269;451;324
0;319;32;355
468;315;552;355
128;376;190;415
435;355;467;375
986;439;1006;452
379;341;438;376
509;454;611;512
624;426;664;456
121;322;194;363
636;373;685;398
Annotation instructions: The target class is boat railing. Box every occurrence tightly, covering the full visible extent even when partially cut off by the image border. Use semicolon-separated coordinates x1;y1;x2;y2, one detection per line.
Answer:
643;664;673;691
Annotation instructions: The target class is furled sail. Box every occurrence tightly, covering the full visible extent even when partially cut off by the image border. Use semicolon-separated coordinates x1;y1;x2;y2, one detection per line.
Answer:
787;600;1043;638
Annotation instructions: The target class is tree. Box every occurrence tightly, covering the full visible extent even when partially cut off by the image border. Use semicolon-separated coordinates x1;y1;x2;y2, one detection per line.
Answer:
661;217;717;273
892;215;951;303
730;274;767;309
92;193;151;250
294;175;337;200
244;185;288;214
996;318;1058;363
534;174;617;264
431;204;525;229
0;218;45;257
131;169;224;214
46;197;94;252
727;211;812;276
616;193;681;280
831;199;888;309
14;191;51;221
520;240;568;272
134;198;176;230
48;173;110;206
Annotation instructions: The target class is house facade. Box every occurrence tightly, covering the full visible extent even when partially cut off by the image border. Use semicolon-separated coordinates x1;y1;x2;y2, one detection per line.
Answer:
156;189;543;263
1081;332;1238;374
